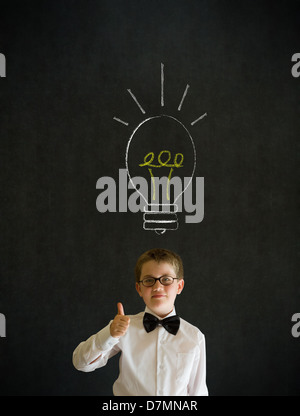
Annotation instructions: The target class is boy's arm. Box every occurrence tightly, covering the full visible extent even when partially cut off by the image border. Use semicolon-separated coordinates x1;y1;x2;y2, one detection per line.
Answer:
72;322;120;372
188;333;209;396
72;303;130;372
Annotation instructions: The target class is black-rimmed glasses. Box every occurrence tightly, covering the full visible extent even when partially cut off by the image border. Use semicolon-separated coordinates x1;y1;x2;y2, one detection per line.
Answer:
139;276;179;287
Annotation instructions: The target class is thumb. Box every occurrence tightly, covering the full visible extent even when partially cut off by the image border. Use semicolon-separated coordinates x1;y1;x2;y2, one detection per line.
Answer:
117;302;125;316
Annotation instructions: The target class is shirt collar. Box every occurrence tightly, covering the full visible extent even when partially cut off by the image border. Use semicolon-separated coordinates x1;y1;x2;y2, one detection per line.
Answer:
144;306;176;320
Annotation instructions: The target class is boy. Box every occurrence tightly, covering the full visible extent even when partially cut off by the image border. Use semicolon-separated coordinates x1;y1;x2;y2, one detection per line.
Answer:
72;248;208;396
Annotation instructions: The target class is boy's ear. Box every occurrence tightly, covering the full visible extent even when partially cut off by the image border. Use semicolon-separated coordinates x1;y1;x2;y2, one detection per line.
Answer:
136;282;143;297
177;279;184;294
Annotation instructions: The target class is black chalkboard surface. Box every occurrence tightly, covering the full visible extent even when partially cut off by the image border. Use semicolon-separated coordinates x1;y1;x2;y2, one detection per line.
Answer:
0;0;299;396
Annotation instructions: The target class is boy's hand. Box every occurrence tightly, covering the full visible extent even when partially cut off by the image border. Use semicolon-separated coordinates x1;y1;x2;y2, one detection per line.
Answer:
110;302;130;338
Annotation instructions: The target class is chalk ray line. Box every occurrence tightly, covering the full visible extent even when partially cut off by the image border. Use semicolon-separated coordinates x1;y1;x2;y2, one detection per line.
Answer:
113;117;129;126
161;63;164;107
178;84;190;111
127;89;146;114
191;112;207;126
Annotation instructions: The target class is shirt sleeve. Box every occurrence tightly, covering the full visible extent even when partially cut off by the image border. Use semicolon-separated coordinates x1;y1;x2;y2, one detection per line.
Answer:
72;322;121;372
188;333;209;396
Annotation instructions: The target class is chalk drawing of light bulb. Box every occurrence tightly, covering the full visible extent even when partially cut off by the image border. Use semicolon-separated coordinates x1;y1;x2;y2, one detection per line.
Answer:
126;115;195;234
114;63;207;234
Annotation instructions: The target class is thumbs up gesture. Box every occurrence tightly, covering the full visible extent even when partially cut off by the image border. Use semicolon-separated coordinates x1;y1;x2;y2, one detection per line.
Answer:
110;303;130;338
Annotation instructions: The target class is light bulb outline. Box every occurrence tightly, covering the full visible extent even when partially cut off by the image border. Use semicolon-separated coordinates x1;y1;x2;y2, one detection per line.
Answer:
125;114;196;207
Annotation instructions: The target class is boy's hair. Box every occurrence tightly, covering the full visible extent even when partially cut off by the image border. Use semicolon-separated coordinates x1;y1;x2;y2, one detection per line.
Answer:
135;248;184;283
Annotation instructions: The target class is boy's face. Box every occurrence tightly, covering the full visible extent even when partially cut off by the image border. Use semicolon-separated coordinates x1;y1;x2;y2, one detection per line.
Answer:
135;260;184;318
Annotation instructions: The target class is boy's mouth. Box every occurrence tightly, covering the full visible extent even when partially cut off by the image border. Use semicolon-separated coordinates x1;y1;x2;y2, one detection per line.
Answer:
151;294;166;298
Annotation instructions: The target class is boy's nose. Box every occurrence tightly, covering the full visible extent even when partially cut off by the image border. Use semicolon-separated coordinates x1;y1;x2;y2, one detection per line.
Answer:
152;279;164;290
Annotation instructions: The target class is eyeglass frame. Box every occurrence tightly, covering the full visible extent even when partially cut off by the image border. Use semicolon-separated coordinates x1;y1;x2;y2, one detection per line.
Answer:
138;275;179;287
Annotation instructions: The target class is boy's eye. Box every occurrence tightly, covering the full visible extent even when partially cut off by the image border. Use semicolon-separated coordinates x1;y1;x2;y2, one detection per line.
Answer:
140;276;176;286
161;276;173;285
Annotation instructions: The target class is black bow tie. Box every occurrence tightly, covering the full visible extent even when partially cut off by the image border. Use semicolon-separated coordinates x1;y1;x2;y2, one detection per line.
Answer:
143;312;180;336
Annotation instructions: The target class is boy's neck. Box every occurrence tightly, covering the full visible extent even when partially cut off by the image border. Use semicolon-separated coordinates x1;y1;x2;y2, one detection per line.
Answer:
145;306;176;319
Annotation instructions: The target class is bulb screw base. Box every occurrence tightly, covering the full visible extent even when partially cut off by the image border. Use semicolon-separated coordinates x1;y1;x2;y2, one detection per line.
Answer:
143;204;179;235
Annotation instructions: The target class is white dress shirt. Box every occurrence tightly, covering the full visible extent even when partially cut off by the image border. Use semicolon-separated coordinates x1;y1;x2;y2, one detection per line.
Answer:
72;307;208;396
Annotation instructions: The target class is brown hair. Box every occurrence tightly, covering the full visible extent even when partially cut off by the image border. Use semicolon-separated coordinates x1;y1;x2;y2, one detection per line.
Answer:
135;248;184;283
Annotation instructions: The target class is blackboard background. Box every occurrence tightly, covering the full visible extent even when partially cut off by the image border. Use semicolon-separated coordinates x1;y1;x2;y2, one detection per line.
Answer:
0;0;299;396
